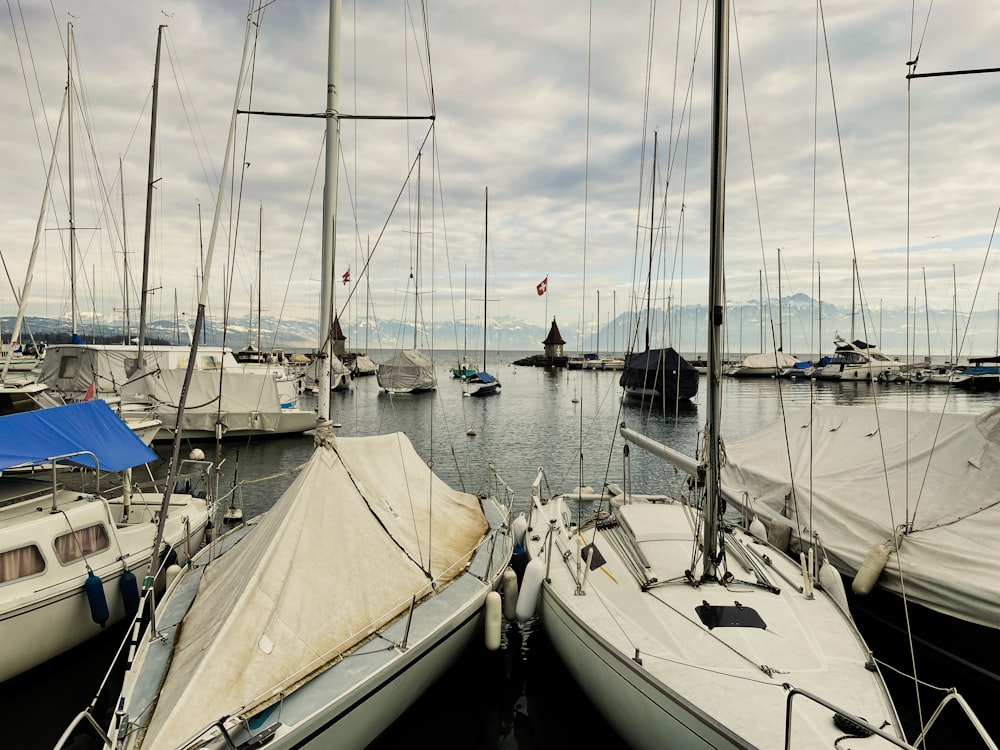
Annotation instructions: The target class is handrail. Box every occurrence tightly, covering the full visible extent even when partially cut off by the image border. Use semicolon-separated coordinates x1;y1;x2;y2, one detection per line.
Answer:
784;686;998;749
784;686;913;749
52;709;112;749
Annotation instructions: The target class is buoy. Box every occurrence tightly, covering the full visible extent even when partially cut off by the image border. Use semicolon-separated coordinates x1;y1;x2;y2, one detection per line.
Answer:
852;542;890;596
749;516;767;542
188;447;206;461
515;557;545;623
85;573;109;627
511;514;528;548
819;561;850;612
166;564;183;589
120;570;140;619
484;591;502;651
502;567;519;621
467;427;477;436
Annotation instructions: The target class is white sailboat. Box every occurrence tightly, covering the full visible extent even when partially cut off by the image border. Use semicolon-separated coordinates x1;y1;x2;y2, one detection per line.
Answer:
464;186;501;397
56;4;514;748
377;153;438;394
517;3;907;747
0;400;211;684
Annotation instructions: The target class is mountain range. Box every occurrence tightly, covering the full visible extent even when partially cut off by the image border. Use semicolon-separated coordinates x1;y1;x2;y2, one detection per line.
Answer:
4;292;997;359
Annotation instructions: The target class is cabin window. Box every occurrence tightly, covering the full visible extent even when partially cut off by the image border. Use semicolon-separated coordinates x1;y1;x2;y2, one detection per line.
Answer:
124;356;140;376
58;355;79;379
54;524;110;563
0;545;45;583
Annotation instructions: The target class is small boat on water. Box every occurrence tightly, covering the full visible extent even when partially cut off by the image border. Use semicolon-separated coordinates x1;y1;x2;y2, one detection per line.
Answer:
0;400;211;684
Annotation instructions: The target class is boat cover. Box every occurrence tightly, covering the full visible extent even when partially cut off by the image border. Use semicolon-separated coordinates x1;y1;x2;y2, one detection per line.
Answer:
0;400;156;471
473;371;497;384
139;431;488;748
620;348;699;400
733;350;800;371
720;403;1000;629
133;368;286;434
376;348;437;392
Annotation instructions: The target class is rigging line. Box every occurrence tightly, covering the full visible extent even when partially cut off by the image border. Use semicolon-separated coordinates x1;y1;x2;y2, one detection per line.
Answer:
576;0;593;528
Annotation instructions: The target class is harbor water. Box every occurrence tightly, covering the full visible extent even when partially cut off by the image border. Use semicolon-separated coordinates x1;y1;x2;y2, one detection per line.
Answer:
6;351;997;748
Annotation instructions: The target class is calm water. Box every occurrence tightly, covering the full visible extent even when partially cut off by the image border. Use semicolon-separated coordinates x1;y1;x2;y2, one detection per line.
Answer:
8;352;998;748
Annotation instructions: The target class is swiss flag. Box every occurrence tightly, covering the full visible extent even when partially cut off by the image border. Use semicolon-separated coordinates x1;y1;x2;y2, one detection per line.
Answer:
83;382;96;401
536;276;548;296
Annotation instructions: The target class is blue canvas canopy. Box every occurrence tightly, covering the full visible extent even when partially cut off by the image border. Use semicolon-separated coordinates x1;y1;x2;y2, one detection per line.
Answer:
474;371;498;384
0;400;157;472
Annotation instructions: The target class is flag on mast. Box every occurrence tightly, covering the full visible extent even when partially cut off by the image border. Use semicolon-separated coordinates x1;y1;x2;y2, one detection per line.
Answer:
536;276;548;296
342;268;350;285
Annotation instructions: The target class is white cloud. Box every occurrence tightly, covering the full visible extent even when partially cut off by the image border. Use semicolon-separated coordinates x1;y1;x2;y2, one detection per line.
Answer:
2;0;999;355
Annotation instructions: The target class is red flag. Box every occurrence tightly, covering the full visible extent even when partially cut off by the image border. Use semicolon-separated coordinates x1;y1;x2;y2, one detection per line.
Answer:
536;276;548;296
342;268;350;285
83;381;96;401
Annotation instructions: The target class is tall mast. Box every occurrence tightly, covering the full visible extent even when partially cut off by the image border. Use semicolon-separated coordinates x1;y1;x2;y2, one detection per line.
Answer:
414;152;422;350
704;0;730;580
257;203;263;354
318;0;342;423
483;186;488;369
646;132;657;351
777;247;783;350
121;157;129;343
67;23;77;338
138;25;165;366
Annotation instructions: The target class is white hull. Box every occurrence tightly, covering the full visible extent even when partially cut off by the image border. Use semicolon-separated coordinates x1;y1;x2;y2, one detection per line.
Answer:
522;489;903;749
0;489;209;683
106;495;511;749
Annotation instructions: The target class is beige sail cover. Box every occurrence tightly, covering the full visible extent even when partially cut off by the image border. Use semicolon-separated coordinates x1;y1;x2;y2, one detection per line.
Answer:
141;432;488;748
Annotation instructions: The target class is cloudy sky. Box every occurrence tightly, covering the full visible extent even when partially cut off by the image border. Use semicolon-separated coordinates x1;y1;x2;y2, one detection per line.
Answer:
3;0;1000;353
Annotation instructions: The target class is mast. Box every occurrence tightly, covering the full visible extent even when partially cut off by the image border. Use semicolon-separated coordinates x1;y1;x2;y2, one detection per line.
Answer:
138;24;165;367
257;203;263;355
777;247;783;350
121;157;129;343
704;0;730;580
483;186;488;370
414;152;422;351
318;0;342;423
645;132;657;351
67;23;78;338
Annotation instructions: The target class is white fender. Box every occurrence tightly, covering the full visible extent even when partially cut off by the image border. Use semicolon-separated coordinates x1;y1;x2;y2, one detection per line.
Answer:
511;514;529;548
165;564;183;589
484;591;502;651
502;567;519;621
516;557;545;623
852;542;890;596
819;561;850;613
749;516;767;542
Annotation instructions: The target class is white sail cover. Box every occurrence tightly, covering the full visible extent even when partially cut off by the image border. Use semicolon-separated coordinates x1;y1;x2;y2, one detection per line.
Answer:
140;432;488;748
376;348;437;392
734;350;799;371
720;404;1000;629
135;368;286;434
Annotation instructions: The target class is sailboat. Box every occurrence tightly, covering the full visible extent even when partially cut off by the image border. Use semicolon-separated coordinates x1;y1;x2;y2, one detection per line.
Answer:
35;27;313;442
56;4;514;748
464;186;501;397
376;153;438;394
516;3;907;747
619;131;699;406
